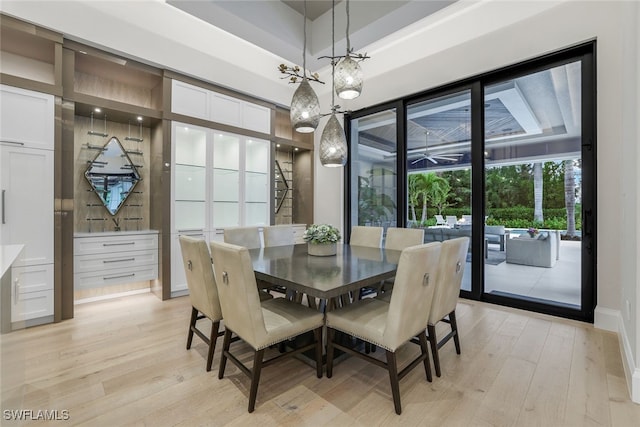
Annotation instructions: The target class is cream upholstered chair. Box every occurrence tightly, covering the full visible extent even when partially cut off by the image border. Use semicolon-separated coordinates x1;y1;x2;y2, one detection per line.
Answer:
427;236;469;377
350;225;383;248
263;225;295;247
385;227;425;251
223;226;261;249
326;242;442;415
179;236;223;372
210;241;324;413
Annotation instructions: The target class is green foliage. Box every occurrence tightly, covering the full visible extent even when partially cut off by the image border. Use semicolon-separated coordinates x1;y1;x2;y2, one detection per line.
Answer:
358;172;396;226
303;224;341;244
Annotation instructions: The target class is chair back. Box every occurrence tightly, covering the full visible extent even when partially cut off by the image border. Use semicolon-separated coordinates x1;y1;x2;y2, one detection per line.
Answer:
445;216;458;227
224;226;261;249
263;225;295;247
428;237;469;324
350;226;383;248
383;242;441;351
435;214;446;225
209;241;267;349
385;227;424;250
179;236;222;321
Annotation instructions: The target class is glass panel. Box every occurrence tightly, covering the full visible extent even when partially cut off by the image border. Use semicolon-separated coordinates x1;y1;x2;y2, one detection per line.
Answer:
174;201;206;230
213;133;239;168
246;138;269;172
484;61;582;308
175;125;206;166
350;108;398;231
245;172;268;202
213;202;239;228
174;165;206;201
245;202;268;226
407;91;472;291
212;169;239;202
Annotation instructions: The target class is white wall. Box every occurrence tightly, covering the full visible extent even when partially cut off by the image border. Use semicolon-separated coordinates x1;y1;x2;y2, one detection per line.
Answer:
2;0;639;401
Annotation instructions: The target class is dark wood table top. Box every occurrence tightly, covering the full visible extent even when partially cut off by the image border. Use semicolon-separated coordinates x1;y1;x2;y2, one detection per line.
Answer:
249;244;401;300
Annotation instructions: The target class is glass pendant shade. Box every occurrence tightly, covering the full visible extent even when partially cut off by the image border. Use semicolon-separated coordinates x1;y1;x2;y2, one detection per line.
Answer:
319;113;348;167
290;79;320;133
335;56;363;100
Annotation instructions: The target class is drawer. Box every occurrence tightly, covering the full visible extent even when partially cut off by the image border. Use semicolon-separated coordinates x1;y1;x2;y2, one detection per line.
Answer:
75;233;158;256
12;289;54;323
74;249;158;274
75;265;158;289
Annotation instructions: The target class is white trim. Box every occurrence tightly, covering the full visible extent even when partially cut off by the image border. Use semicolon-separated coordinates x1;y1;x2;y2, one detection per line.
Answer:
74;288;150;305
594;305;619;332
596;306;640;404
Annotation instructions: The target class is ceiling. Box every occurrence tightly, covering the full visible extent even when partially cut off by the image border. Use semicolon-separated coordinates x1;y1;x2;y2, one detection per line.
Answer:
166;0;457;71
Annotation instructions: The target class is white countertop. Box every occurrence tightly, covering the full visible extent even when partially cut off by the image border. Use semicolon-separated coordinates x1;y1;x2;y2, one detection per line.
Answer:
74;230;159;238
0;245;24;277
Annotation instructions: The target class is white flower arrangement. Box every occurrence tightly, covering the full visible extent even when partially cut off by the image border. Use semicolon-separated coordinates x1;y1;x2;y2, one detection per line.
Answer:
303;224;341;244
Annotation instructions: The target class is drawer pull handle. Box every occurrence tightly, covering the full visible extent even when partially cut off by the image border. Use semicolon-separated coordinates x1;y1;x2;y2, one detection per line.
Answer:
103;273;135;280
103;258;135;264
103;242;135;247
14;278;19;304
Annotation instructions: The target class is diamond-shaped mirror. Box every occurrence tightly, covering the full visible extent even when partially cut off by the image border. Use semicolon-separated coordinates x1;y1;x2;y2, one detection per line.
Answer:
274;159;289;214
85;136;141;215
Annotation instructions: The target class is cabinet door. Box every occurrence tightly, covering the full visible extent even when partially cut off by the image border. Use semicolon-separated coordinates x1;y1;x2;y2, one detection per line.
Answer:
0;145;54;266
212;132;240;228
11;264;54;322
244;138;270;226
172;122;208;232
0;85;54;150
171;80;209;120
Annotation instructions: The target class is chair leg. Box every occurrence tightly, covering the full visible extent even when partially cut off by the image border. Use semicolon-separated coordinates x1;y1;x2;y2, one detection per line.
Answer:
206;321;220;372
450;311;461;354
386;350;402;415
326;328;335;378
427;324;441;377
313;327;323;378
218;328;232;379
417;330;432;382
248;349;265;413
186;307;198;349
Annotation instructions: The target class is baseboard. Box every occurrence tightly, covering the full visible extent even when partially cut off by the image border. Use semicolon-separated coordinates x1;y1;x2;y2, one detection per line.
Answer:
594;305;619;332
598;306;640;404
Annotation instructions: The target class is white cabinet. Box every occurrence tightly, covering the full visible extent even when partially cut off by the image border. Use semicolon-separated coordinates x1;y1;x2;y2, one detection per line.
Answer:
0;85;54;150
10;264;54;323
0;85;55;327
74;231;159;290
171;80;271;134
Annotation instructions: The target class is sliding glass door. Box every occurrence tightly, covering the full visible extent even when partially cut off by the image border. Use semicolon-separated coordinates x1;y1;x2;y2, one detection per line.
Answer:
345;43;595;322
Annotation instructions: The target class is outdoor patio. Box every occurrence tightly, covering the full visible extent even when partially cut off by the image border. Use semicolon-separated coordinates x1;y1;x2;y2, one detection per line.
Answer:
462;239;581;307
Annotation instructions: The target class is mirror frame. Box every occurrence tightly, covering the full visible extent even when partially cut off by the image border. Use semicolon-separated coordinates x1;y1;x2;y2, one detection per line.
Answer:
84;136;141;216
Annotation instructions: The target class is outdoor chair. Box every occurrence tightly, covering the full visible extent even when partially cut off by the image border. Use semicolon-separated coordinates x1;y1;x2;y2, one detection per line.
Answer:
434;214;447;226
445;215;458;227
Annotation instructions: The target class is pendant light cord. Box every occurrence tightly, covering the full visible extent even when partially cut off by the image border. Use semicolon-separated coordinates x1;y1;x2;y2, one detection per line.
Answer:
303;0;307;79
346;0;351;54
331;0;336;111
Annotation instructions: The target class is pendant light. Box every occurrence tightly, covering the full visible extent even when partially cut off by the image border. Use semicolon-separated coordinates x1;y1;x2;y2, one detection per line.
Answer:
334;0;363;100
290;1;320;133
319;0;348;167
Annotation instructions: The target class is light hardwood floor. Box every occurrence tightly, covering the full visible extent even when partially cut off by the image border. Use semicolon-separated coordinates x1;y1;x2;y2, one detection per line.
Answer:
2;293;638;426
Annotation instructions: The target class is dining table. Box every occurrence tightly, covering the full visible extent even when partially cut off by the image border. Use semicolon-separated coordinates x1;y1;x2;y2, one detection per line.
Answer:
248;243;402;304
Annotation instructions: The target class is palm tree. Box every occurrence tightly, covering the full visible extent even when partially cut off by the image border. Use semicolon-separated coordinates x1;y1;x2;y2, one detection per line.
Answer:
564;159;576;236
533;162;544;222
407;174;425;223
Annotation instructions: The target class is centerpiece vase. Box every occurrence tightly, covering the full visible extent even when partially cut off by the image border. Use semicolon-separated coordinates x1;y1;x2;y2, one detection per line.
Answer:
307;242;337;256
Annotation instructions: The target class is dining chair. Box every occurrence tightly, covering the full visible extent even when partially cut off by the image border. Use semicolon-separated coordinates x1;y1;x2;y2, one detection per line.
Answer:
427;236;469;377
223;226;261;249
179;235;224;372
209;241;324;413
263;225;295;247
385;227;425;250
325;242;442;415
349;225;383;248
